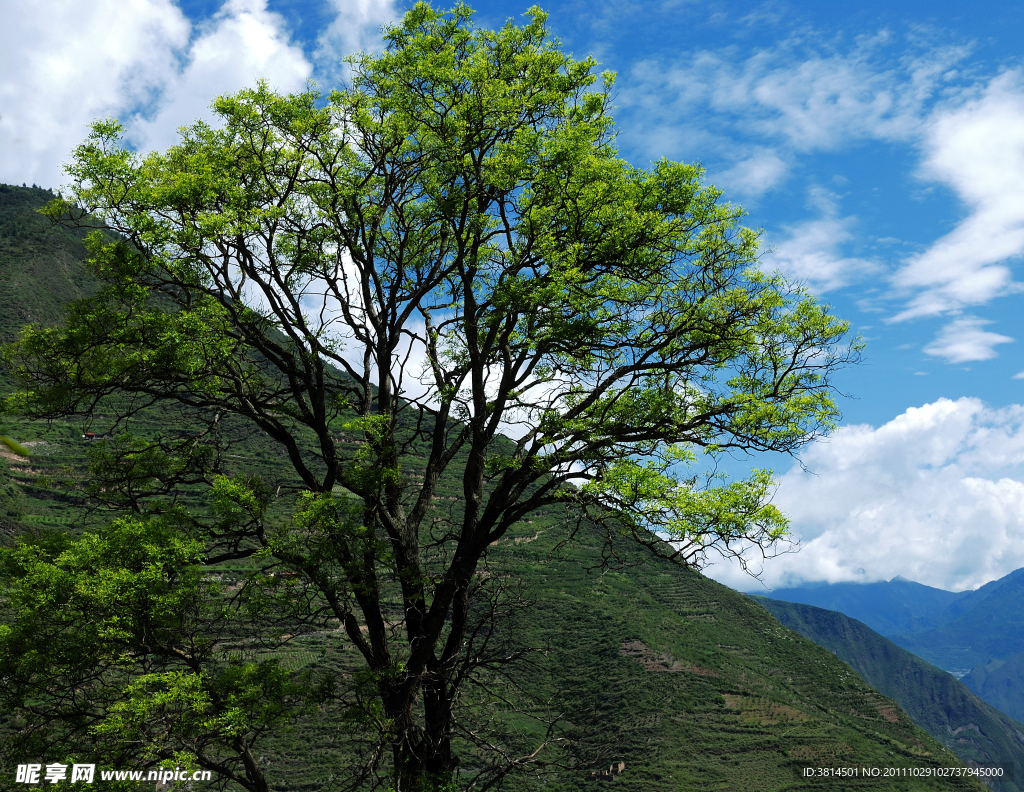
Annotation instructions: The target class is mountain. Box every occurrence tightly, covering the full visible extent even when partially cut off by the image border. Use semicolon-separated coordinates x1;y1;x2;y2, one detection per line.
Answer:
767;568;1024;644
766;577;969;636
760;597;1024;791
0;184;990;790
894;573;1024;675
925;568;1024;634
964;655;1024;724
764;568;1024;700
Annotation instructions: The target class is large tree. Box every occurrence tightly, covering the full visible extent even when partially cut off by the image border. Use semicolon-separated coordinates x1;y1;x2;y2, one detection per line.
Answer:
1;3;857;790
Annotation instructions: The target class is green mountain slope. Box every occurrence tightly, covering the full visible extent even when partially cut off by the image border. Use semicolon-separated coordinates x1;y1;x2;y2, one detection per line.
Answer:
760;598;1024;791
223;523;997;791
0;184;990;791
483;534;992;791
0;184;97;342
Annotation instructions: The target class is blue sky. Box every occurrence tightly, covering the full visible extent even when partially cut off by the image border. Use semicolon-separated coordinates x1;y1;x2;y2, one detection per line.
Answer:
3;0;1024;592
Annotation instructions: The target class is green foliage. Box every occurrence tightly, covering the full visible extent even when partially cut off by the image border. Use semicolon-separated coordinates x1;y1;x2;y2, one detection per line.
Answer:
0;188;984;792
0;514;314;787
96;662;296;746
0;436;30;457
583;453;788;566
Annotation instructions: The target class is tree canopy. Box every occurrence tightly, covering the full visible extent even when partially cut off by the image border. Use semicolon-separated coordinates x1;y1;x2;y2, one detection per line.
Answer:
1;4;857;791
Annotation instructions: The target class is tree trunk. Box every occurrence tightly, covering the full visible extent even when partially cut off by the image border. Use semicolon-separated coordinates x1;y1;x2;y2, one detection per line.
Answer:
389;672;457;792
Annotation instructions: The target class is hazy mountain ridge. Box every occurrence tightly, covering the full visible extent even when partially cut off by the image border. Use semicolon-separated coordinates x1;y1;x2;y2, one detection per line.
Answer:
765;566;1024;745
766;567;1024;674
767;567;1024;677
938;570;1024;626
894;573;1024;675
766;577;968;636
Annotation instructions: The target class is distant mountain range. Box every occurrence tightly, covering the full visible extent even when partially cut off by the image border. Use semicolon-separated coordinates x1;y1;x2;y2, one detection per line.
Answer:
895;572;1024;676
768;568;1024;737
767;577;965;636
767;569;1024;640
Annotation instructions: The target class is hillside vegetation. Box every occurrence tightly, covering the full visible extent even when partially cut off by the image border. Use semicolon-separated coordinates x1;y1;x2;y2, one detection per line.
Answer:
765;567;1024;769
0;184;96;342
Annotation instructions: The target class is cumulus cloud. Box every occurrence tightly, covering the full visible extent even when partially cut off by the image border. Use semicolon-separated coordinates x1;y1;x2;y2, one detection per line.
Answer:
923;316;1013;363
890;71;1024;320
0;0;190;187
762;188;879;292
127;0;311;154
0;0;401;189
708;398;1024;593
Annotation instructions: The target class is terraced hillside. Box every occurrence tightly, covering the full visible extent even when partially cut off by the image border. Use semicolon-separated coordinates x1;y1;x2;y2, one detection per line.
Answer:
490;533;993;791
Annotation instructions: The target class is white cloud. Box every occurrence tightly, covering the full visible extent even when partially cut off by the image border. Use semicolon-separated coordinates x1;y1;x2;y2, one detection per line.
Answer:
614;30;1024;320
618;34;969;181
890;71;1024;320
127;0;311;154
616;32;1024;325
0;0;401;189
734;44;927;149
762;189;879;292
708;397;1024;593
923;316;1013;363
713;148;789;198
0;0;190;187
